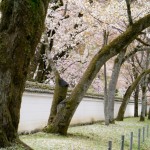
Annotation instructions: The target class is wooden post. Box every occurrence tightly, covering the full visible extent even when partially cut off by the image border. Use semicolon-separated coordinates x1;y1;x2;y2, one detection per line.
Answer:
147;125;149;138
143;127;145;142
121;135;125;150
130;132;133;150
138;129;141;150
108;141;112;150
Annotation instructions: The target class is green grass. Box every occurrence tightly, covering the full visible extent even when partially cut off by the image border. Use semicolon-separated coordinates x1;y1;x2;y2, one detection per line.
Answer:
2;118;150;150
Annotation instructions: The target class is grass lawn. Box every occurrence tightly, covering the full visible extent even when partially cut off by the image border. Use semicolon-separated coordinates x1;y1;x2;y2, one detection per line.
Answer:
1;117;150;150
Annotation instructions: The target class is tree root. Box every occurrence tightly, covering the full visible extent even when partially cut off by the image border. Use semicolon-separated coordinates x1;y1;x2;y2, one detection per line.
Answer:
16;139;34;150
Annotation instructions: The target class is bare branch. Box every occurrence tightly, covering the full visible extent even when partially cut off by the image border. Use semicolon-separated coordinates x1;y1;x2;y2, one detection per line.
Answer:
125;0;133;25
136;37;150;46
60;60;87;74
122;46;150;64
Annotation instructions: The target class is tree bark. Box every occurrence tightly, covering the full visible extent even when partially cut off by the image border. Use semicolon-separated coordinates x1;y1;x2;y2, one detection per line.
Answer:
0;0;48;147
27;0;62;82
108;46;149;121
41;33;69;125
104;62;109;125
140;50;149;121
108;50;126;124
103;30;109;125
140;84;147;121
134;85;139;117
47;76;69;124
116;69;150;121
148;107;150;120
130;55;140;117
28;43;47;82
145;100;147;116
35;43;50;83
45;14;150;135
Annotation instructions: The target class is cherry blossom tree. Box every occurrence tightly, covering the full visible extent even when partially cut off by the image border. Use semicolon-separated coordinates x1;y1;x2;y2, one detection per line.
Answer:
43;0;150;128
44;13;150;134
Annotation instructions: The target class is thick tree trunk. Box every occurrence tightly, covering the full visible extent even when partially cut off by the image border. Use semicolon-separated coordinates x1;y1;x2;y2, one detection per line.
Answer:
0;70;17;147
0;0;48;147
108;50;126;123
45;14;150;135
116;69;150;121
47;76;69;124
134;85;139;117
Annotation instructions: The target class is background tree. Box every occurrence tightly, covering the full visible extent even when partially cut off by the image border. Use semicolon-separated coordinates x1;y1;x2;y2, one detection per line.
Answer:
44;14;150;135
140;50;150;121
27;0;150;95
116;69;150;121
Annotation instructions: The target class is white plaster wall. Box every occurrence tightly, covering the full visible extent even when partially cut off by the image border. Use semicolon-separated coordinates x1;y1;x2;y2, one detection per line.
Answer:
18;92;143;132
71;97;105;124
19;92;52;132
114;101;142;117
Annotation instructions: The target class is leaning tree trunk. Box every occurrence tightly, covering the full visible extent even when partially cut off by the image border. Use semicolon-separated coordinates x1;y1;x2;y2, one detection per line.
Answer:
47;76;69;124
116;69;150;121
0;0;48;147
45;14;150;135
108;50;126;124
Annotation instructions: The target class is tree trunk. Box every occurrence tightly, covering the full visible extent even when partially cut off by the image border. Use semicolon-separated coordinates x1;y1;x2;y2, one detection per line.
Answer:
140;85;147;121
145;100;147;116
28;43;47;82
140;50;149;121
35;43;50;83
140;75;148;121
47;76;69;124
104;62;109;125
108;50;126;123
41;33;69;126
148;107;150;120
116;69;150;121
130;55;139;117
31;1;66;83
134;85;139;117
0;0;48;147
103;30;109;125
45;14;150;135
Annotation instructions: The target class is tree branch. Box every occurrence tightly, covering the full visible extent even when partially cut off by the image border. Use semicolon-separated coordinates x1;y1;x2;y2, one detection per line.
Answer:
122;46;150;64
125;0;133;25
